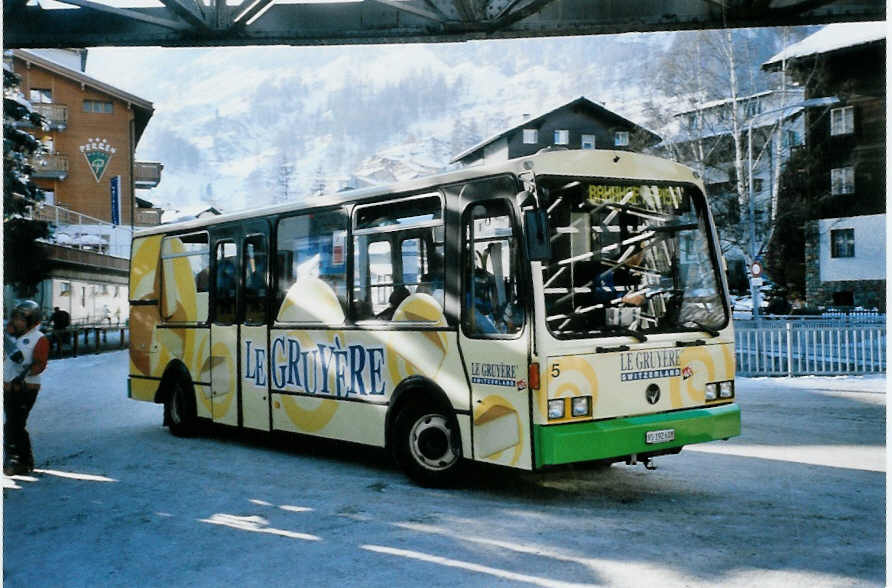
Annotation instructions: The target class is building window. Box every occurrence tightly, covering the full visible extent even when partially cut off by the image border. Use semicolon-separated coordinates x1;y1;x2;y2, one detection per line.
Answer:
522;129;538;144
830;228;855;258
42;189;54;205
614;131;629;147
744;99;762;118
831;167;855;195
29;88;52;103
832;290;854;306
830;106;854;136
782;129;801;148
554;130;569;145
83;100;113;114
581;134;595;149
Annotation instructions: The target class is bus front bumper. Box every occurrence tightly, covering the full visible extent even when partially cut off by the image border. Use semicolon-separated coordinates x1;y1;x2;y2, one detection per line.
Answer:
534;403;740;468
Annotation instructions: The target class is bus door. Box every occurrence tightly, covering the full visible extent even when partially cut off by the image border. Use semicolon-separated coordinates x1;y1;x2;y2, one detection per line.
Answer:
211;232;240;426
239;222;272;431
456;181;533;470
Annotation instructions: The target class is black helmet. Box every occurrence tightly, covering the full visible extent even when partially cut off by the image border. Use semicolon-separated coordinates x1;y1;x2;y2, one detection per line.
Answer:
12;300;42;328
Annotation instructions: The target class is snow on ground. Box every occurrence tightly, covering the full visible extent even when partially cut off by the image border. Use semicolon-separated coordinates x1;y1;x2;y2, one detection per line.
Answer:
2;350;886;587
743;374;887;394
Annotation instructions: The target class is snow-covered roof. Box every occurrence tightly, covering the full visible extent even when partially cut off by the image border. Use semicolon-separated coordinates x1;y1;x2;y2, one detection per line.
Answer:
161;205;222;224
763;22;886;69
674;90;786;117
664;105;804;144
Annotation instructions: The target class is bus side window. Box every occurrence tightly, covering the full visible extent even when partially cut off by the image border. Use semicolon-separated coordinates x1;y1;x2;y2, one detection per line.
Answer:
160;232;209;323
275;210;348;324
352;193;444;322
463;201;524;337
243;235;268;325
215;242;237;324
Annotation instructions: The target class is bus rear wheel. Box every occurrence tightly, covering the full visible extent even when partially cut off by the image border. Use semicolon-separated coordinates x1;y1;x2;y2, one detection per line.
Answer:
164;379;197;437
394;404;462;487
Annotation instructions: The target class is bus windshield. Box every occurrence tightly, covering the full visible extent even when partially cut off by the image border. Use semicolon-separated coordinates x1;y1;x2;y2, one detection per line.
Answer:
538;177;728;339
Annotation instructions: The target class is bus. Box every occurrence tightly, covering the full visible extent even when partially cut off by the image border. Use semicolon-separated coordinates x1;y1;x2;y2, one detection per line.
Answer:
128;150;740;486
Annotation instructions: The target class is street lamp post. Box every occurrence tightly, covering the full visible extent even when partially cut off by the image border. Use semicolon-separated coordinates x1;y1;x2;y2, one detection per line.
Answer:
745;96;839;319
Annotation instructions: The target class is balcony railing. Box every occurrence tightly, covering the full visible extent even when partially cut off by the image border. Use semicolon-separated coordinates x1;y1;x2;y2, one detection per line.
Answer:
31;103;68;130
30;201;132;259
30;153;69;180
134;208;162;227
134;161;163;188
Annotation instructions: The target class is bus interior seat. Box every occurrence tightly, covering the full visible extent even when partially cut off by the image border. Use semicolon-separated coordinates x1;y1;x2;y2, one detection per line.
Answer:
392;292;445;323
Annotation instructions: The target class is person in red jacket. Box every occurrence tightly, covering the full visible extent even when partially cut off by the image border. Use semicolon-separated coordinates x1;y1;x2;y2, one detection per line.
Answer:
4;300;49;475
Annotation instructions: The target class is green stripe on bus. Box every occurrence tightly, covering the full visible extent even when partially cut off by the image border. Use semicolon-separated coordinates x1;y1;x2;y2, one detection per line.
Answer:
534;403;741;467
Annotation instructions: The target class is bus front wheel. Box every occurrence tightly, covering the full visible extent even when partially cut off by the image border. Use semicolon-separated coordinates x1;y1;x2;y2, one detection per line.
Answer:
394;404;462;487
164;378;197;437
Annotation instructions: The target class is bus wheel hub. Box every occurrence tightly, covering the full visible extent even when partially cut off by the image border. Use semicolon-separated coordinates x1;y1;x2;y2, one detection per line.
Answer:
410;415;456;469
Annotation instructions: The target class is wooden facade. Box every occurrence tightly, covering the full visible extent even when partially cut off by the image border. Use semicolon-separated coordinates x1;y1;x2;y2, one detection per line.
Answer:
771;38;885;219
9;49;155;226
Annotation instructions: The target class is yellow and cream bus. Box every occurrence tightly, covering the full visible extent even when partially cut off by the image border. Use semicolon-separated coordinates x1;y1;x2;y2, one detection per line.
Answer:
128;150;740;485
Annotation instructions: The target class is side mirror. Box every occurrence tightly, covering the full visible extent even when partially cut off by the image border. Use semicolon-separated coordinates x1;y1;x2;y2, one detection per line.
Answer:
524;209;551;262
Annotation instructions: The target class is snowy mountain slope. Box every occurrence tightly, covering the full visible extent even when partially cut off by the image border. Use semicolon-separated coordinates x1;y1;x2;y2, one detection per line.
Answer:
86;28;812;213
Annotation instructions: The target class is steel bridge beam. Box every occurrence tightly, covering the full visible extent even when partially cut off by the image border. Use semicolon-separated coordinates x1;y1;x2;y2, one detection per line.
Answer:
4;0;885;48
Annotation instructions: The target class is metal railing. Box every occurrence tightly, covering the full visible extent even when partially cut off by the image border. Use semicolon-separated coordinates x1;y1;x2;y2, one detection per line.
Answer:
735;318;886;376
30;103;68;129
32;202;132;258
134;161;163;188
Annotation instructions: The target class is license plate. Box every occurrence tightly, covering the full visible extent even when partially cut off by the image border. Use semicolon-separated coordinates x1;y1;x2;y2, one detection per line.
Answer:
645;429;675;444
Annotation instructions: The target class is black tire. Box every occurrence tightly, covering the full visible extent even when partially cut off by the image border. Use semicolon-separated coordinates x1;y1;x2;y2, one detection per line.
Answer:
393;403;462;487
164;378;198;437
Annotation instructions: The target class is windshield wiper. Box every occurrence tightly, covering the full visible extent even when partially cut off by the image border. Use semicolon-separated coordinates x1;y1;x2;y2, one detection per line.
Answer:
682;321;720;337
646;222;699;234
599;325;648;342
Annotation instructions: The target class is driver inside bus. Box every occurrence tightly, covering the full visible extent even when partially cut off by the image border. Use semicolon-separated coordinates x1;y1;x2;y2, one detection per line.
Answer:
593;240;648;308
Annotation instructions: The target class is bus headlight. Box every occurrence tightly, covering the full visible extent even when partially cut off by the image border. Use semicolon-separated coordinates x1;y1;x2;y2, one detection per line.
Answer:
719;381;734;398
571;396;591;417
548;399;565;420
705;383;718;401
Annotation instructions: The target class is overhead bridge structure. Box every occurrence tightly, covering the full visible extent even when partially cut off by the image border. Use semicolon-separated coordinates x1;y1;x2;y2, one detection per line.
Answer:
3;0;885;48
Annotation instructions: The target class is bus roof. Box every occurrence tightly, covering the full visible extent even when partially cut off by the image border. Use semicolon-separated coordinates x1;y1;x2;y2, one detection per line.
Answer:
134;150;701;238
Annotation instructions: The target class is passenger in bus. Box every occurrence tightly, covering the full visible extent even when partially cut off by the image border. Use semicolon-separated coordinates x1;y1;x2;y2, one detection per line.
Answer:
469;266;502;333
216;260;237;318
417;255;445;308
377;285;410;321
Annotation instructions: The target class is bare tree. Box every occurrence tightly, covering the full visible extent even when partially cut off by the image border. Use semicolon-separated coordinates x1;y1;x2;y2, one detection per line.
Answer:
276;153;294;204
646;26;811;291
